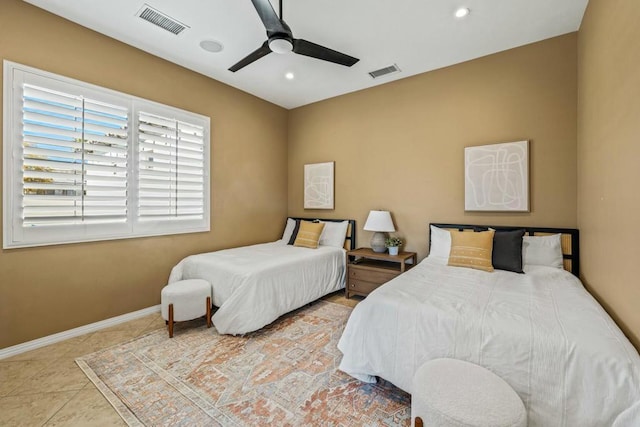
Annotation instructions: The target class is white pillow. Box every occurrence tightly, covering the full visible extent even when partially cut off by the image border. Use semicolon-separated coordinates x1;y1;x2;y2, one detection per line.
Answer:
427;225;451;265
280;218;296;243
319;221;349;248
522;234;563;268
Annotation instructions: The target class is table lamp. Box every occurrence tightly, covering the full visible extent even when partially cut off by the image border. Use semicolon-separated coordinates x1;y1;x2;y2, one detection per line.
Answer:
364;210;395;253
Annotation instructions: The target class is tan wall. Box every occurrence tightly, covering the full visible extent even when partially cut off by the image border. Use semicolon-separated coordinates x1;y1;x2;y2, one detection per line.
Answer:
577;0;640;348
288;34;578;260
0;1;288;348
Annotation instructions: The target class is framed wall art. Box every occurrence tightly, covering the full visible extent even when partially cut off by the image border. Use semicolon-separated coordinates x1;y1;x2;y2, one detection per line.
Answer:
304;162;334;209
465;140;529;212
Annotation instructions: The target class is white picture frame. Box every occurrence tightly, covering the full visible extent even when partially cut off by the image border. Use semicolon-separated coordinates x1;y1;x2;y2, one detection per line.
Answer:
304;162;334;209
465;140;529;212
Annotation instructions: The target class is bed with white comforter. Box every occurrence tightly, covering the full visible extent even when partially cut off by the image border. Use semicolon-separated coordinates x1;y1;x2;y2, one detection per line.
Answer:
338;259;640;426
169;241;346;335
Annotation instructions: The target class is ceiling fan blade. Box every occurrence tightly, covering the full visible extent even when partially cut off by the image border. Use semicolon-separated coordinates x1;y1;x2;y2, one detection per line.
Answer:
250;0;287;34
228;41;272;72
293;39;359;67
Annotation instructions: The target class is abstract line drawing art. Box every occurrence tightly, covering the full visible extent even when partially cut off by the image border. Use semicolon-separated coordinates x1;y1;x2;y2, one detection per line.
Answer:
304;162;334;209
465;141;529;212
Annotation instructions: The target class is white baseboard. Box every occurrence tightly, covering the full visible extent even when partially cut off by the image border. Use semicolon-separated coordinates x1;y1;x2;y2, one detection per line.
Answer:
0;305;161;360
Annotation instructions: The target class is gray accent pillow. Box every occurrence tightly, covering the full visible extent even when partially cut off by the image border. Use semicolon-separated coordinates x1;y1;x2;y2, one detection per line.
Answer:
492;229;525;273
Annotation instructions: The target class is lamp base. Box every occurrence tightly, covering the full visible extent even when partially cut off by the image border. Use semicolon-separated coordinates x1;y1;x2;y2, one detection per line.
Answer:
370;232;387;253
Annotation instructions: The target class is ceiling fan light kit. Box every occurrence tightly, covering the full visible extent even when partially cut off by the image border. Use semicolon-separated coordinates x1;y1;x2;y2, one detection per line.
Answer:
229;0;359;72
269;38;293;54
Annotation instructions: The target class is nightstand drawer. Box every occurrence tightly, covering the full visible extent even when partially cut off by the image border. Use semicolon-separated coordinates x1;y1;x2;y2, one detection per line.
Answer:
347;279;385;295
349;267;398;284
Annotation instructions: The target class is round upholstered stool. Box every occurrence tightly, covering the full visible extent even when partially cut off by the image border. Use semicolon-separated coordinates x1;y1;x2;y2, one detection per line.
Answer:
161;279;212;338
412;358;526;427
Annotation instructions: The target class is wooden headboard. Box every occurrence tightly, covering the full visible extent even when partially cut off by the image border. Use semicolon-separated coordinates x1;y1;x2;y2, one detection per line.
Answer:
289;217;357;250
429;223;580;277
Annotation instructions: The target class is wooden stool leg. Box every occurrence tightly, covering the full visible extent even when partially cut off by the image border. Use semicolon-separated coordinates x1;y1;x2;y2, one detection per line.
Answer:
206;296;212;328
168;303;174;338
415;416;423;427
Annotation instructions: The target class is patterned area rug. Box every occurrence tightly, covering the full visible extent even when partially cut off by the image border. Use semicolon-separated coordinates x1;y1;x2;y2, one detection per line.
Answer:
76;301;410;426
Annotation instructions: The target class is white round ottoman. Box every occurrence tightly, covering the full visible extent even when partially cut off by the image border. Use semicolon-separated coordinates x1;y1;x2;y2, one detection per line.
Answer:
161;279;212;338
412;358;526;427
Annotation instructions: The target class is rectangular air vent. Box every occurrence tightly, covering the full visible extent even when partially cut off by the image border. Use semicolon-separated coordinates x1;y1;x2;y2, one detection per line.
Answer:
368;64;401;79
136;4;189;35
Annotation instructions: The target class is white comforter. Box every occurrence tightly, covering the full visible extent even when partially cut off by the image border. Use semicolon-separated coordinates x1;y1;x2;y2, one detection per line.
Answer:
338;259;640;426
169;241;345;335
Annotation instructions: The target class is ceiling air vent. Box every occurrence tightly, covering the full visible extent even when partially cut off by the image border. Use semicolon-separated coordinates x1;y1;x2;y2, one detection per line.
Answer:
136;4;189;35
368;64;401;79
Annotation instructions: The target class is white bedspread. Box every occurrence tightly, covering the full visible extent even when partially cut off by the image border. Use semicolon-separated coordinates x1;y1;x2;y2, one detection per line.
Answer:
169;241;345;335
338;259;640;426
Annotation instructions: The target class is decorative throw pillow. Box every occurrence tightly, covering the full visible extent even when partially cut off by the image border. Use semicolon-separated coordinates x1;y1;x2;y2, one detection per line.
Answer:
427;225;452;265
319;221;349;248
281;218;296;243
523;234;563;269
287;219;302;245
293;221;325;249
492;229;525;273
448;229;495;272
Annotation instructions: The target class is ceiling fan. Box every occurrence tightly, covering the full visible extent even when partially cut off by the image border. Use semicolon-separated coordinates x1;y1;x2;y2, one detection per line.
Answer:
229;0;359;72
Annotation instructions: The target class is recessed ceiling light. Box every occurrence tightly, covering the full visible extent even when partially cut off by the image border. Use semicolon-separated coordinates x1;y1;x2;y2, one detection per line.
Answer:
455;7;470;18
199;39;223;53
285;72;295;80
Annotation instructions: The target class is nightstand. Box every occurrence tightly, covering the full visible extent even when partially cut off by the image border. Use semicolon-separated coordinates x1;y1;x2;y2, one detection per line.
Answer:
346;247;417;298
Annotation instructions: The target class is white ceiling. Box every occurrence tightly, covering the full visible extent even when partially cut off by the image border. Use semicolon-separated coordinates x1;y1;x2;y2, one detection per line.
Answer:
23;0;589;109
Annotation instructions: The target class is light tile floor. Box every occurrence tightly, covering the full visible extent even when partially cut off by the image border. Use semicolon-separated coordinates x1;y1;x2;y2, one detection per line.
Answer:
0;292;360;426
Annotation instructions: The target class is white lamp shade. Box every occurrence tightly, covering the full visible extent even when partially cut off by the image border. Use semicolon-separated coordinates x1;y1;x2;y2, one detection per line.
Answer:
363;210;395;232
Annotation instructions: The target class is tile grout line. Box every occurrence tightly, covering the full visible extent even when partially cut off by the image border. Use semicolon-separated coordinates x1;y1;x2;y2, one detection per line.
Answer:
39;387;85;427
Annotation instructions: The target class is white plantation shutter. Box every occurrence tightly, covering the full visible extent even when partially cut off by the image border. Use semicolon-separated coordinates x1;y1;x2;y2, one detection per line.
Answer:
138;112;205;221
4;62;210;248
82;99;129;222
21;84;129;227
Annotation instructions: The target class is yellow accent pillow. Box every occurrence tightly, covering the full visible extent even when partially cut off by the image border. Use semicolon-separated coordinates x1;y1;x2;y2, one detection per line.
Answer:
293;221;325;249
448;229;495;272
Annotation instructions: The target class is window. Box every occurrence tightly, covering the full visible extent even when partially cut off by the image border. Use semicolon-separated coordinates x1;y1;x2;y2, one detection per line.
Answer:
3;61;210;248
